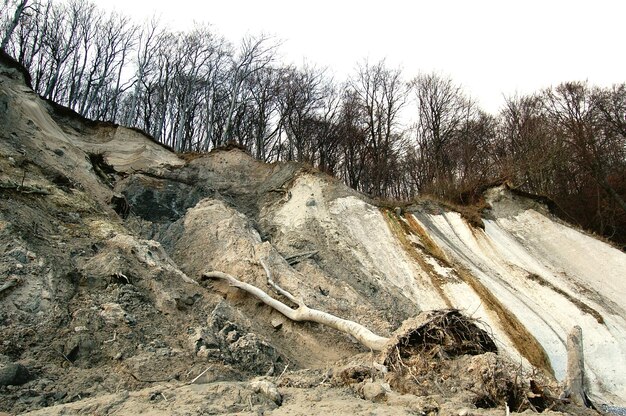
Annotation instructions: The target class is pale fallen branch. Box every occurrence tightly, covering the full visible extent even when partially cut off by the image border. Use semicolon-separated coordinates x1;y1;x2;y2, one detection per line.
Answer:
52;348;73;365
103;331;117;344
277;363;289;381
189;365;213;384
203;265;389;351
260;259;303;307
113;272;130;284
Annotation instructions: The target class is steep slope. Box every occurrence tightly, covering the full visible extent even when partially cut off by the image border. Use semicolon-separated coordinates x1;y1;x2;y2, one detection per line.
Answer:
1;52;624;415
257;172;626;406
411;187;626;403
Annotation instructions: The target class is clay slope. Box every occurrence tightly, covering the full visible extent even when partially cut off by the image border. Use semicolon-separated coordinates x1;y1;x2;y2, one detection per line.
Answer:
1;53;624;415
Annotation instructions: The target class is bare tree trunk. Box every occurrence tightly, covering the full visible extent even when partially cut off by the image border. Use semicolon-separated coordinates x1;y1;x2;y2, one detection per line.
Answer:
564;326;592;407
598;175;626;217
1;0;28;52
203;261;389;351
221;73;240;145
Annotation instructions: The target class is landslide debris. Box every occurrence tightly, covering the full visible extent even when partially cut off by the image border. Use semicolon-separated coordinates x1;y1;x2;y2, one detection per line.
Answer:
0;52;612;416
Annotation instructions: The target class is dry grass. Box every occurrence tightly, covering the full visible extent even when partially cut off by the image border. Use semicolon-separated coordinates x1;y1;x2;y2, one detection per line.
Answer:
381;208;453;308
375;196;416;210
375;194;487;229
212;142;250;153
178;152;206;162
526;273;604;324
403;214;449;264
381;206;554;379
415;194;489;230
455;267;554;377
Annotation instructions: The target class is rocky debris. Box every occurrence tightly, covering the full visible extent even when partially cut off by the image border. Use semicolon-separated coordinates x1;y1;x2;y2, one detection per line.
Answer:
191;303;286;376
99;302;127;324
1;53;622;415
359;380;389;402
250;379;282;405
271;317;284;329
604;405;626;416
0;362;31;386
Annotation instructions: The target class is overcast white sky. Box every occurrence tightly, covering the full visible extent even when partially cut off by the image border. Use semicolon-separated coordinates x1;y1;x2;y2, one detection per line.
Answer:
95;0;624;113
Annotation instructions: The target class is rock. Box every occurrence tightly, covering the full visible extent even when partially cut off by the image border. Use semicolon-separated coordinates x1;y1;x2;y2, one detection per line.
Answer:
457;408;473;416
372;362;388;374
0;363;32;386
229;333;284;375
250;379;282;405
225;330;240;343
124;313;137;326
394;206;402;216
54;391;67;400
6;247;28;264
100;302;126;324
270;318;283;330
361;381;387;402
306;198;316;207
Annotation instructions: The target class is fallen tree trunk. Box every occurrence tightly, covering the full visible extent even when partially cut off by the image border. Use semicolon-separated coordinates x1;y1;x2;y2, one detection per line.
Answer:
202;261;389;351
564;326;592;407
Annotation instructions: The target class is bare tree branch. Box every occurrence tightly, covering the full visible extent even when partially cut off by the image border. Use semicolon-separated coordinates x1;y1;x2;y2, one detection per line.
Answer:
203;265;389;351
1;0;28;51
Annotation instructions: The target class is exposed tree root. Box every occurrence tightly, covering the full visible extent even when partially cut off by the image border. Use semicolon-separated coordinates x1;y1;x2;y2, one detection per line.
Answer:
203;261;509;366
380;309;498;371
202;267;576;412
203;261;389;351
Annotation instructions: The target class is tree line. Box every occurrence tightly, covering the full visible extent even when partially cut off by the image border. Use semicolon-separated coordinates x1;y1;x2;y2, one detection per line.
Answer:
2;0;625;246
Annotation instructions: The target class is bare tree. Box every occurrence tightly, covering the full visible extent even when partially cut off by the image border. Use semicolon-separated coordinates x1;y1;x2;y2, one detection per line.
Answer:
276;64;329;163
337;89;369;191
410;72;476;196
309;84;341;174
119;17;163;128
349;59;407;197
6;0;50;72
497;94;564;195
221;35;277;145
1;0;28;51
594;83;626;140
243;66;282;160
543;82;626;216
454;109;498;198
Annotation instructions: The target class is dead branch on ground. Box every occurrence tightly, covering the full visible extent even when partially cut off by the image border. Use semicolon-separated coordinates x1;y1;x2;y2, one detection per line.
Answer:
202;261;389;351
